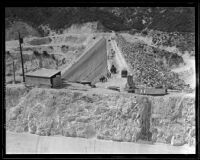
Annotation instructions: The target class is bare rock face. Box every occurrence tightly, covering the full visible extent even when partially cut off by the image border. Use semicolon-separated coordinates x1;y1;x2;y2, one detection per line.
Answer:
112;132;123;142
8;107;20;120
150;96;195;146
6;87;195;146
136;97;152;141
28;120;37;134
6;84;29;109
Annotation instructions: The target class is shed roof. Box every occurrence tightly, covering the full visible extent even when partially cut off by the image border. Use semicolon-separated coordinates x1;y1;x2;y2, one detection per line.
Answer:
25;68;61;78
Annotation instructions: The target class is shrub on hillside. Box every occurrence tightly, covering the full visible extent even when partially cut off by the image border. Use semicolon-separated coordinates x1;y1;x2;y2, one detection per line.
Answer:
33;50;40;57
141;30;148;36
42;51;50;58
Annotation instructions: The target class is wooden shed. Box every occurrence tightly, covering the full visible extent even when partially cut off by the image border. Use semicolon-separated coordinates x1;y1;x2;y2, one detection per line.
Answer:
25;68;61;88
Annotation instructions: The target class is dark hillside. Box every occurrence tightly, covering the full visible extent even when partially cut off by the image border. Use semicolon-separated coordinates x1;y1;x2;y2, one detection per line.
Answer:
5;7;195;34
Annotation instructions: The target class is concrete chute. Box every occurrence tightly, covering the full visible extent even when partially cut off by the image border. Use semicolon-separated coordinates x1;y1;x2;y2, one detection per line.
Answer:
62;37;108;85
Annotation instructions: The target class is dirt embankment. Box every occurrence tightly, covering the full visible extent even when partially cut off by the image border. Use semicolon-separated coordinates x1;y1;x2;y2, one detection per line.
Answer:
6;86;195;147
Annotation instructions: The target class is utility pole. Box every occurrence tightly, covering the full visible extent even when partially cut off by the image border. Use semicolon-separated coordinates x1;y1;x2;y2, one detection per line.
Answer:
18;32;25;82
12;60;16;84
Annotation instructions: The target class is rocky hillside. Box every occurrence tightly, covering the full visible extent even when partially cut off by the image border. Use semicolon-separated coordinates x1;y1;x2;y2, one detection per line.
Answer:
5;21;41;41
5;7;194;40
6;85;195;146
147;30;195;54
115;35;188;90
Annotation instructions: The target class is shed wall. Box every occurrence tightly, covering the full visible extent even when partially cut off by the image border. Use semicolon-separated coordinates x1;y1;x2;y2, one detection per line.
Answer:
25;76;51;86
52;75;61;87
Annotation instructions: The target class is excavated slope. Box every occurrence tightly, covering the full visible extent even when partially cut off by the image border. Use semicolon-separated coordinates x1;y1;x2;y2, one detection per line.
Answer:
6;86;195;146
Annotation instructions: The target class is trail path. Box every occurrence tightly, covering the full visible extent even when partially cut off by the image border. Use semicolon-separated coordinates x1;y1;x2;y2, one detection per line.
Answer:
110;39;130;76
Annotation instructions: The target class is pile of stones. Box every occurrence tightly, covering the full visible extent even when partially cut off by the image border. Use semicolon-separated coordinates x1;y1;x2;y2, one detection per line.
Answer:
148;30;195;53
116;35;187;90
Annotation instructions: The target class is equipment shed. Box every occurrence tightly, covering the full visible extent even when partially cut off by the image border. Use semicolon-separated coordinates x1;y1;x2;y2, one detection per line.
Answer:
25;68;61;88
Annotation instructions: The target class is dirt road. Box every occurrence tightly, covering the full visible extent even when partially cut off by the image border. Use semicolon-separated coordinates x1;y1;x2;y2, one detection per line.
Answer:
110;39;130;75
6;132;195;154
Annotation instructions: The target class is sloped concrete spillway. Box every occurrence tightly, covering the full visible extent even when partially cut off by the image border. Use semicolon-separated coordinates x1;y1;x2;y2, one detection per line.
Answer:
62;37;108;85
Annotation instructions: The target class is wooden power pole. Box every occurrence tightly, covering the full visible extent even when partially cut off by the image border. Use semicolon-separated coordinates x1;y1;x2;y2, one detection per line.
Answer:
18;32;25;82
13;60;16;84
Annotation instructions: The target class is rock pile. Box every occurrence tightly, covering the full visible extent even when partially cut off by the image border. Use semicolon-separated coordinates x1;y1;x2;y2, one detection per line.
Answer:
148;30;195;53
116;35;187;89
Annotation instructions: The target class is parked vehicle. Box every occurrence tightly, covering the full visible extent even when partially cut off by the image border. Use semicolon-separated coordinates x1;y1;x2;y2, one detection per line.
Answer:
121;69;128;77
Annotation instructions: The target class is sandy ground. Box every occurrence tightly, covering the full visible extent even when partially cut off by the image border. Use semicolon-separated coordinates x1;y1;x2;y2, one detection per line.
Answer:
6;132;195;154
110;39;130;73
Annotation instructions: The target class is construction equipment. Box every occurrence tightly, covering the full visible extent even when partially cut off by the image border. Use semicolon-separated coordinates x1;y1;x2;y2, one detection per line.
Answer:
121;69;128;78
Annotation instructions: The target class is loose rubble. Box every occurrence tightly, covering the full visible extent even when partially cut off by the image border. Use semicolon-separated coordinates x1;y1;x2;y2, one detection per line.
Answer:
115;35;188;90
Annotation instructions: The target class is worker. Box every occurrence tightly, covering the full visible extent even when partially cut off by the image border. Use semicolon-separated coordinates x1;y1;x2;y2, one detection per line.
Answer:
110;65;117;74
99;76;107;82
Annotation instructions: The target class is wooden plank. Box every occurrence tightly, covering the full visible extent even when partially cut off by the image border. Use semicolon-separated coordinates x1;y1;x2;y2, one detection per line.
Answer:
107;86;120;91
135;88;166;95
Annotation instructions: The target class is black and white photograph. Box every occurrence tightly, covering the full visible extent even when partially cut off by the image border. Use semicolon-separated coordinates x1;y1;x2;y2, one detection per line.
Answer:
3;4;198;156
